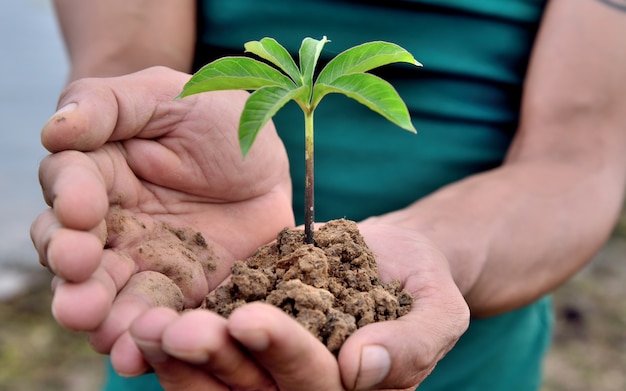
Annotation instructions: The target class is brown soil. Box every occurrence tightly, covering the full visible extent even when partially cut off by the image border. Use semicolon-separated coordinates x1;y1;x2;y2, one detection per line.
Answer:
104;209;413;353
105;206;218;309
203;219;413;354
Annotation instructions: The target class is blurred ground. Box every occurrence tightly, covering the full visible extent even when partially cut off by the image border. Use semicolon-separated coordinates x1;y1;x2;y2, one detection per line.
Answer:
0;271;104;391
1;207;624;391
542;211;626;391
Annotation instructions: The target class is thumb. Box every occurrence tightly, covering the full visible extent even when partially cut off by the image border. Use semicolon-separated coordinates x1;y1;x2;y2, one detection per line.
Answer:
338;290;469;390
42;66;190;152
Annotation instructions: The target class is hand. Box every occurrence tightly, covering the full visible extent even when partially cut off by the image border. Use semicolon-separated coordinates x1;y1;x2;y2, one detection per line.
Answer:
127;220;469;391
343;220;470;389
128;304;344;391
30;66;294;374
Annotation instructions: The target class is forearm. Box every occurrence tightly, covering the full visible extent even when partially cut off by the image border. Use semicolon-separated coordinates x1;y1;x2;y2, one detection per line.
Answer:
54;0;196;81
379;155;624;316
376;0;626;317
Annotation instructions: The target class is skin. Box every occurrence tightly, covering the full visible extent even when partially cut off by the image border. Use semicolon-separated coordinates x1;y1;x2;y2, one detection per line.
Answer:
32;0;626;390
53;0;196;80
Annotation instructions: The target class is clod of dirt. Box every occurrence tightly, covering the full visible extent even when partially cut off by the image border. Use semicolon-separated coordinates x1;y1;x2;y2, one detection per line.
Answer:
125;271;185;311
105;206;218;308
204;219;413;354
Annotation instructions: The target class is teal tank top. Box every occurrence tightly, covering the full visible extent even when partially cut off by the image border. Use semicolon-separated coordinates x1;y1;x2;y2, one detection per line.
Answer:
105;1;553;390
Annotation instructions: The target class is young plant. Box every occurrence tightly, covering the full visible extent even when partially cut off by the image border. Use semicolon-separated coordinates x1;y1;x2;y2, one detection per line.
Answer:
177;36;421;244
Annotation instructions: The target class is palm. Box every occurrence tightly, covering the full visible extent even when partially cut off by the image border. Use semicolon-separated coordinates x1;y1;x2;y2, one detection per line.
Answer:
121;89;289;203
95;88;293;302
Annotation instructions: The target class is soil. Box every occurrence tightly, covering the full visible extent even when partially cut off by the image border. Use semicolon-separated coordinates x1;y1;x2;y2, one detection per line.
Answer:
104;209;413;353
203;219;413;354
104;206;218;309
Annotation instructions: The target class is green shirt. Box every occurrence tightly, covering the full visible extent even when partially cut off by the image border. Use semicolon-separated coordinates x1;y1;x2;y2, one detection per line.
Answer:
105;1;553;390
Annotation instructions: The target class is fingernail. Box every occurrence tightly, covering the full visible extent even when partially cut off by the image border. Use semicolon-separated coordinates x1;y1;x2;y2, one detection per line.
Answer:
55;102;77;115
133;339;169;363
49;280;66;322
48;103;77;124
46;248;57;275
354;345;391;390
229;327;270;352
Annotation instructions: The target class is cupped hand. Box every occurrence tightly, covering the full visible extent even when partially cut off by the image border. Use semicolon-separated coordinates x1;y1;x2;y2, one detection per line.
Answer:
338;220;470;390
127;219;469;390
30;66;294;373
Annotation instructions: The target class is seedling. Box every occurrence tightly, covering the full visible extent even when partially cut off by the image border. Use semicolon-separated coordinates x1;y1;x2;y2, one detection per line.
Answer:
177;36;421;244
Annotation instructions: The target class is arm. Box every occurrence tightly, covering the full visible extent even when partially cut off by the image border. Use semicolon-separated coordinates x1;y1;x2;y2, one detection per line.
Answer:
54;0;196;81
373;0;626;317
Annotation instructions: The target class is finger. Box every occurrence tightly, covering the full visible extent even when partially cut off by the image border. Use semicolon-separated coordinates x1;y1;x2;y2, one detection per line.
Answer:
338;288;469;390
38;150;109;230
157;310;276;390
228;302;343;391
42;66;191;153
31;207;108;283
89;271;184;354
52;275;113;332
125;308;230;390
31;209;60;269
51;250;135;331
151;359;229;391
109;331;150;378
45;228;103;281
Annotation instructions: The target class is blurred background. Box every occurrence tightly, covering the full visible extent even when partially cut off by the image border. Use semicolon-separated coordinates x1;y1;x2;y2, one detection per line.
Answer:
0;1;624;390
0;0;64;295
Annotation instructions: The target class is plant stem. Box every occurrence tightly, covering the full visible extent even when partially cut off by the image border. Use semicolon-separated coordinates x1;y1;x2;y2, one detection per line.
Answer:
304;109;315;244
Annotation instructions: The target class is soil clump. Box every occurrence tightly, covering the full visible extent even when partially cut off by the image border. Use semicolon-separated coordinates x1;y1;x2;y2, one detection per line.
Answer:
203;219;413;354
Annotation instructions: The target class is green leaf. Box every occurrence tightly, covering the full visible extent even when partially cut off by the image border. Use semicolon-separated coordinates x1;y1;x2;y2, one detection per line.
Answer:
239;85;308;157
316;41;422;87
313;73;416;133
298;36;330;100
244;38;303;85
177;57;296;99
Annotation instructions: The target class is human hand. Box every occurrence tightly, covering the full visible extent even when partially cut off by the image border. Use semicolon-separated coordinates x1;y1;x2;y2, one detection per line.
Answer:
340;220;470;389
29;66;294;373
126;220;469;390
